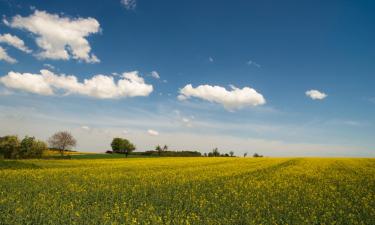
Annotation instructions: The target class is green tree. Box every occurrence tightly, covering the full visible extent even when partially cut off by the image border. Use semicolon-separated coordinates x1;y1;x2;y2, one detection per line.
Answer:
0;136;20;159
111;138;136;158
229;151;234;157
20;136;35;158
20;136;47;159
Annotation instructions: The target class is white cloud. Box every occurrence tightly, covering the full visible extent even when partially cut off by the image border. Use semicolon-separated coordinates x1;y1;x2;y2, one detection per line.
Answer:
121;0;136;10
150;71;160;79
0;33;31;53
178;84;266;110
0;69;153;98
43;63;55;70
0;46;17;63
147;129;159;136
209;57;214;62
247;60;260;68
5;10;100;63
306;89;327;100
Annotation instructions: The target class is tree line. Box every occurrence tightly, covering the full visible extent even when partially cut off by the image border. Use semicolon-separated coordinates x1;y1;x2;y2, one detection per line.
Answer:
0;131;76;159
1;133;263;159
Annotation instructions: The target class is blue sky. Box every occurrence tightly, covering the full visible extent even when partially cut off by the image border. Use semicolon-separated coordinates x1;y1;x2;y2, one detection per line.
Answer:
0;0;374;156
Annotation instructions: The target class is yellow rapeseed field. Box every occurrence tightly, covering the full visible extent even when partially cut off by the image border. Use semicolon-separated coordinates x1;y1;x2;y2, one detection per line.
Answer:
0;158;374;224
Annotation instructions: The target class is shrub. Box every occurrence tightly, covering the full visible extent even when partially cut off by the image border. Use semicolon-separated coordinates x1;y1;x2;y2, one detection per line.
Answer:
0;136;20;159
0;135;47;159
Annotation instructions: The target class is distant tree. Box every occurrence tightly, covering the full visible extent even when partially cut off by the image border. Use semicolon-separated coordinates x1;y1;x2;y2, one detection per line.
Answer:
163;145;168;152
224;153;229;157
253;153;263;158
212;148;220;157
48;131;77;156
229;151;234;157
111;138;136;158
203;153;207;157
111;138;124;152
155;145;163;156
208;152;213;157
0;135;20;159
244;152;248;158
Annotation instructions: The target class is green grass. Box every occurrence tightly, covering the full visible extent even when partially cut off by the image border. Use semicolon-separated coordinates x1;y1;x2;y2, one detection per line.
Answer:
0;158;374;224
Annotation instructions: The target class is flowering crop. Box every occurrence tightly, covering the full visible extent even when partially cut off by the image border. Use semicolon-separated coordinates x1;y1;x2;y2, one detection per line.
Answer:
0;158;374;224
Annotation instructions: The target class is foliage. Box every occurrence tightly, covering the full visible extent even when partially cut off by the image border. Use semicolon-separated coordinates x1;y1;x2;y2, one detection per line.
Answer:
0;135;20;159
253;153;263;158
48;131;77;156
0;158;374;224
110;138;136;157
0;135;47;159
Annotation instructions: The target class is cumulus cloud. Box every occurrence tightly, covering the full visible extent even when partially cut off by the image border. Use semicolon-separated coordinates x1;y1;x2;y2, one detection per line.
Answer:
4;10;100;63
121;0;136;10
150;71;160;79
0;33;31;53
0;69;153;98
178;84;266;110
306;89;327;100
0;46;17;63
147;129;159;136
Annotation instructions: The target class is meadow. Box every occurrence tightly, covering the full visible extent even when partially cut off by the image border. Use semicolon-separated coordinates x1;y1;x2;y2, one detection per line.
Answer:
0;157;374;224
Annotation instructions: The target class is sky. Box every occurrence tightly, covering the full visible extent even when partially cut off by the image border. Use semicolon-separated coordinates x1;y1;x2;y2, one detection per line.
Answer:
0;0;374;156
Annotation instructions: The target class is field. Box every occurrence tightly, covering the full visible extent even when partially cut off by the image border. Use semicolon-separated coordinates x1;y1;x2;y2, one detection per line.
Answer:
0;158;374;224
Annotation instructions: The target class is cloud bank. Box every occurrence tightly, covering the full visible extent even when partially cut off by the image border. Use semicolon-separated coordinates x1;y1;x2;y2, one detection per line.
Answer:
0;70;153;98
178;84;266;110
4;10;100;63
306;89;327;100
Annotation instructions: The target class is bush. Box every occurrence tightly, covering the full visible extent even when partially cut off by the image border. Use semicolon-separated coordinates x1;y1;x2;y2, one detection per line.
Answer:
0;135;47;159
0;136;20;159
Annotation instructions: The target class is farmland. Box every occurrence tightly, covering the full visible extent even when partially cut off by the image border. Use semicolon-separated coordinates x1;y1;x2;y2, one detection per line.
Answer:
0;158;374;224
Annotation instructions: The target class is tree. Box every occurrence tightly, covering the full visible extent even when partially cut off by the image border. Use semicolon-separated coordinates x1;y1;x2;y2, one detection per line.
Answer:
212;147;220;157
253;153;263;158
48;131;77;156
0;135;46;159
229;151;234;157
155;145;162;156
0;136;20;159
163;145;168;152
111;138;136;158
20;136;46;159
244;152;248;158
